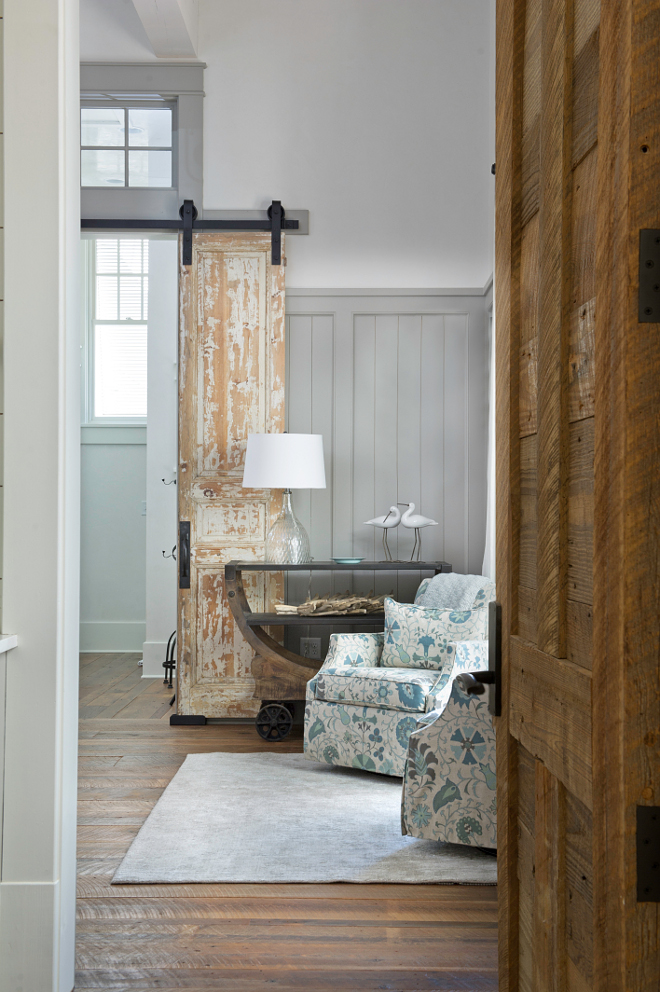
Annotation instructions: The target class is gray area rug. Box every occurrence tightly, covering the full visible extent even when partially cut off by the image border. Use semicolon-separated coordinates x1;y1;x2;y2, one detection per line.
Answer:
112;752;497;885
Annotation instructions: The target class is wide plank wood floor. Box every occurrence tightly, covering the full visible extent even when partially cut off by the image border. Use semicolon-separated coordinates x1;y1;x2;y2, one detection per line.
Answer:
76;652;498;991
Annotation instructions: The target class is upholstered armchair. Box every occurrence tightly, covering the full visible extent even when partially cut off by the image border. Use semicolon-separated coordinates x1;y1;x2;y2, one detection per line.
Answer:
303;575;495;778
400;640;497;849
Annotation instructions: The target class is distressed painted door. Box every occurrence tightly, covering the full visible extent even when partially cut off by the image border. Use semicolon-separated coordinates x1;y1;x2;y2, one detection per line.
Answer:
177;232;285;718
496;0;660;988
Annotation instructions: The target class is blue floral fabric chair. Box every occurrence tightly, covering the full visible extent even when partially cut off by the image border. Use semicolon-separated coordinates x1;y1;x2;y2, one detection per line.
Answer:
303;577;495;778
400;640;497;848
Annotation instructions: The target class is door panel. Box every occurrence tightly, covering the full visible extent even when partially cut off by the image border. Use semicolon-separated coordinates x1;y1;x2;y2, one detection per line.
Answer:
178;233;285;718
497;0;660;987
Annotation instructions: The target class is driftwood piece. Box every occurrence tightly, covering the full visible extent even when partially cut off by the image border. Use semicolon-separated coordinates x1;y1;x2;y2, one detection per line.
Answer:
274;591;389;617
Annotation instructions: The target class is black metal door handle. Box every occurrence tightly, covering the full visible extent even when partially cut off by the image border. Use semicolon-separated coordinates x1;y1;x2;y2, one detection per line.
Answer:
455;671;495;695
179;521;191;589
455;602;501;716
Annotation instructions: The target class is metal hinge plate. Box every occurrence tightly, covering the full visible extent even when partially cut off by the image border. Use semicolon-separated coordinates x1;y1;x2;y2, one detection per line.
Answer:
639;230;660;322
637;805;660;901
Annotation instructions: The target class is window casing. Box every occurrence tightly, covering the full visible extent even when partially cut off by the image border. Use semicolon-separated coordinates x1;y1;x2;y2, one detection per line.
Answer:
80;61;204;222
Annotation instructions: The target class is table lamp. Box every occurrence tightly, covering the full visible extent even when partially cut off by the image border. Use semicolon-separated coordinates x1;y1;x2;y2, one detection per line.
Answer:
242;433;326;563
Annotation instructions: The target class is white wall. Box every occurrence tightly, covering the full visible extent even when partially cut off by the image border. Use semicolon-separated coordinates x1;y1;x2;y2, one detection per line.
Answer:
199;0;495;289
81;0;156;60
0;0;80;989
78;0;496;289
80;439;147;650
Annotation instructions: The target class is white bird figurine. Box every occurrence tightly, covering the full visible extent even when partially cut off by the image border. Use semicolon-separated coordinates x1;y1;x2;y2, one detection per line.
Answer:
364;505;401;561
398;502;438;561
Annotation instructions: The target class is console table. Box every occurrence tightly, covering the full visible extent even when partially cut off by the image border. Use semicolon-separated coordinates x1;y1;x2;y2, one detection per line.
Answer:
225;559;451;739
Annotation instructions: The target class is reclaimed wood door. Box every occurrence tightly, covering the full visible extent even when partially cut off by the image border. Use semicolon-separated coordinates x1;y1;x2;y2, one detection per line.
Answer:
177;232;285;718
496;0;659;988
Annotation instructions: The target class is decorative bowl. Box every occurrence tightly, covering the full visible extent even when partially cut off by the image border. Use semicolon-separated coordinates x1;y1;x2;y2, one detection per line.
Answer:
331;557;365;565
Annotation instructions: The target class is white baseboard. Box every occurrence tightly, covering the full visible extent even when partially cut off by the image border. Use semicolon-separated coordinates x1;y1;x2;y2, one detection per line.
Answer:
79;622;146;652
141;639;172;678
0;880;74;992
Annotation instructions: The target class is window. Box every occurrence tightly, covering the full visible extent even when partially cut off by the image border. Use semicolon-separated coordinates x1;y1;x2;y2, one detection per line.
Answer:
81;105;174;189
85;238;149;421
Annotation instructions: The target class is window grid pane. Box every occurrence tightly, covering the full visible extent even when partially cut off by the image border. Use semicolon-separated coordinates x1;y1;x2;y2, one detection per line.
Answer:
81;106;173;188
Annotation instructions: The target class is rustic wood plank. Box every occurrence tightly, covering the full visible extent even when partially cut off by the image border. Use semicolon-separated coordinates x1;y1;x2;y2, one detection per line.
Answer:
521;0;542;224
533;764;566;992
593;1;660;988
495;0;525;987
519;493;538;590
565;792;593;986
518;585;538;643
519;339;538;438
568;298;596;422
570;148;598;309
510;638;593;808
572;27;600;167
566;600;593;670
73;969;499;991
536;0;573;657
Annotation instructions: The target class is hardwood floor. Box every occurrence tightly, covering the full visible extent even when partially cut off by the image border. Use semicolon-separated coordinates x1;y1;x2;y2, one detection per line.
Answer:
76;652;498;991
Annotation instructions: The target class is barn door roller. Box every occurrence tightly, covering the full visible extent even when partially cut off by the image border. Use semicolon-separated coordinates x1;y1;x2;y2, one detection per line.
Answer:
81;199;299;266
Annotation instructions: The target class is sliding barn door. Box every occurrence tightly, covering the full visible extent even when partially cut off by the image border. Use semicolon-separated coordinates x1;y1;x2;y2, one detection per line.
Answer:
177;233;285;718
496;0;659;988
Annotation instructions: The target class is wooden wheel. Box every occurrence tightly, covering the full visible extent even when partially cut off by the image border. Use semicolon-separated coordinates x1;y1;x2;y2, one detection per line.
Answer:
255;702;293;741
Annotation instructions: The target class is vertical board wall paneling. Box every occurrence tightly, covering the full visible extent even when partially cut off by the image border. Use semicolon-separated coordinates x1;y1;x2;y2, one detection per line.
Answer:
285;291;489;654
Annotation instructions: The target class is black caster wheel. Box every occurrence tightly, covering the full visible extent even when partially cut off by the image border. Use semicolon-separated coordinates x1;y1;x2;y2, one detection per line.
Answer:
255;702;293;741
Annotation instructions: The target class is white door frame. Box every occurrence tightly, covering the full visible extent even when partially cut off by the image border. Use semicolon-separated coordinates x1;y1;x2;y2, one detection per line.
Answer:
0;1;81;989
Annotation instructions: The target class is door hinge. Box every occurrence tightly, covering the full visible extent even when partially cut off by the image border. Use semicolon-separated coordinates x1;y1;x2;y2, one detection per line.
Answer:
637;806;660;901
639;230;660;322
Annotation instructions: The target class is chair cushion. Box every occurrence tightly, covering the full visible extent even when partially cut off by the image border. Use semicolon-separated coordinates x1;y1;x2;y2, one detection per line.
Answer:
380;598;488;670
324;631;384;667
312;666;440;713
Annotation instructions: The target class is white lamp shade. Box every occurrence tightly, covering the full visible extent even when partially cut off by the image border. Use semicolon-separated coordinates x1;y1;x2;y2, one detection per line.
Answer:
242;433;326;489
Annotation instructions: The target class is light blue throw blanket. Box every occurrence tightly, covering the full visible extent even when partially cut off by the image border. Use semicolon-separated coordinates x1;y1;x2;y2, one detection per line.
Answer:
414;572;495;610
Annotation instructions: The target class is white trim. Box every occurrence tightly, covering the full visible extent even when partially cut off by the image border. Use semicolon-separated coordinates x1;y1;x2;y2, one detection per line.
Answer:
81;425;146;444
0;636;18;655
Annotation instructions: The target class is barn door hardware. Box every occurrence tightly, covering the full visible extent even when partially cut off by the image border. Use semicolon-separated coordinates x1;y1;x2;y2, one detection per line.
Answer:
639;230;660;321
455;601;502;717
179;521;190;589
81;199;299;266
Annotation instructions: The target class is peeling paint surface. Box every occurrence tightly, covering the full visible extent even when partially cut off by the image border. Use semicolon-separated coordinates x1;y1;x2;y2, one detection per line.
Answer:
178;233;286;718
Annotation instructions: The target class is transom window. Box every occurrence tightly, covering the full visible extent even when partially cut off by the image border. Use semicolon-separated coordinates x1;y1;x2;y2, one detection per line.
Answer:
81;105;174;188
87;238;149;420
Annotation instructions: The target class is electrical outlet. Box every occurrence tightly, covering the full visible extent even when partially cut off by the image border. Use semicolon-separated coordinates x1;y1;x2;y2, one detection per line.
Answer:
300;637;322;660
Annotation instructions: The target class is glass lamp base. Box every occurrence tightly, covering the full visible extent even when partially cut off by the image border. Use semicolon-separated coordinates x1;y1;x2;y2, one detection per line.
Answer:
265;490;311;564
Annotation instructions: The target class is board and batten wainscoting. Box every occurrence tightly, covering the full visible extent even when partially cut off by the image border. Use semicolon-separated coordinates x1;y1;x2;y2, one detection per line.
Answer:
284;286;492;653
